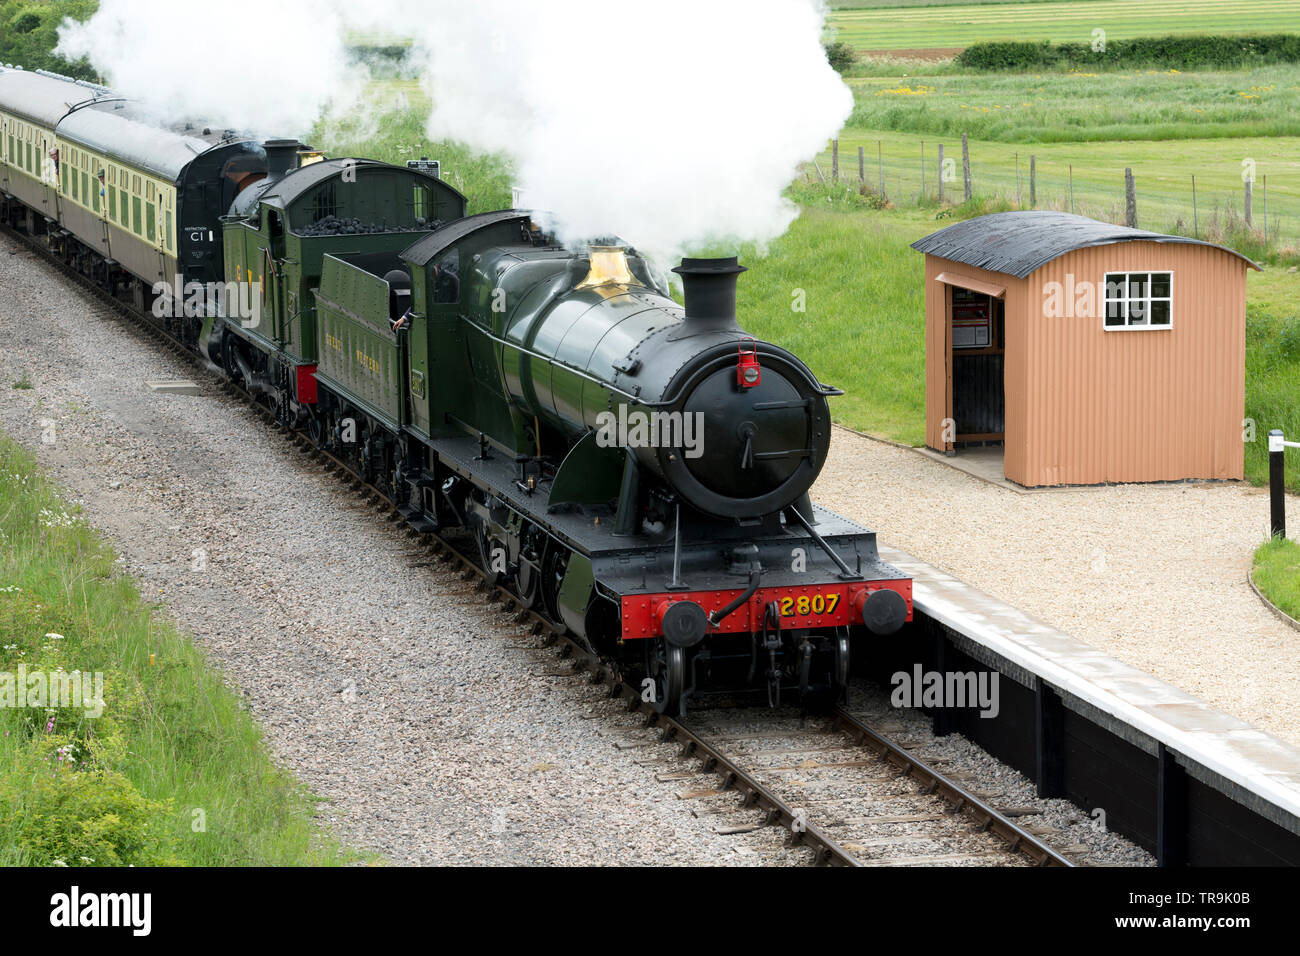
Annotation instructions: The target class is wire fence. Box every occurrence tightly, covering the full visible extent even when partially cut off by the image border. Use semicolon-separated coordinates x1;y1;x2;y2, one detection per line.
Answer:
808;137;1298;252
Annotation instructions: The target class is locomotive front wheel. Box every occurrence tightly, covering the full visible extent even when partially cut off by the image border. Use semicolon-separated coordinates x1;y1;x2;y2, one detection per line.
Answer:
832;632;851;699
649;639;685;717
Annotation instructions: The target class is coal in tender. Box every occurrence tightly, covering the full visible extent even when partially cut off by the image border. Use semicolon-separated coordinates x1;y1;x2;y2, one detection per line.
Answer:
296;216;444;238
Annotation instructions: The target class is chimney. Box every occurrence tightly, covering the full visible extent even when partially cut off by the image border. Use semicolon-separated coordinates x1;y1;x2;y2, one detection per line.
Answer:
262;139;302;180
671;257;747;329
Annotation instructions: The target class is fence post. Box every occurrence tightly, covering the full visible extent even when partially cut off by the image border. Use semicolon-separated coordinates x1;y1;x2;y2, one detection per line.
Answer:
832;139;839;184
1069;164;1075;214
858;145;865;187
878;140;884;196
1029;154;1036;208
1271;430;1287;540
961;132;972;202
1124;168;1137;228
938;144;945;204
1192;175;1198;238
921;141;926;200
1016;152;1022;207
1245;178;1253;227
1263;174;1268;235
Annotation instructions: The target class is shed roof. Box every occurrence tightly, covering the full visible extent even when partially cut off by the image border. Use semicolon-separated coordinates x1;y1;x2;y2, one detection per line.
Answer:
912;211;1260;277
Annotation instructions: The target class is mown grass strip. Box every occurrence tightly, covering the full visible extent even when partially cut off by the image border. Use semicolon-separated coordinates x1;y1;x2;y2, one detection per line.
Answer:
1252;537;1300;623
0;433;360;866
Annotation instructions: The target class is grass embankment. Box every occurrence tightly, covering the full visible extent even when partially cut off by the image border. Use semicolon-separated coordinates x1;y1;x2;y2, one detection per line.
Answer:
0;435;356;866
1253;538;1300;622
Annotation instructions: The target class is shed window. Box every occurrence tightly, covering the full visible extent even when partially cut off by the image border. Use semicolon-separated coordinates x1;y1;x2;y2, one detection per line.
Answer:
1104;271;1172;329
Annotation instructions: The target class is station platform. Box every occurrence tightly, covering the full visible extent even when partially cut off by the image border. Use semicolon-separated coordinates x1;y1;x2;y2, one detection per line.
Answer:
872;541;1300;862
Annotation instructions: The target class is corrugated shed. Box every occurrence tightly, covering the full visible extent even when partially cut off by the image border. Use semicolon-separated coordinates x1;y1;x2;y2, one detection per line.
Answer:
1010;242;1246;486
912;211;1259;279
921;229;1247;487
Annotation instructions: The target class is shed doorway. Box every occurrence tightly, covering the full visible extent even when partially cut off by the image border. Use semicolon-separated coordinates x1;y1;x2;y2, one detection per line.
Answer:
946;280;1005;460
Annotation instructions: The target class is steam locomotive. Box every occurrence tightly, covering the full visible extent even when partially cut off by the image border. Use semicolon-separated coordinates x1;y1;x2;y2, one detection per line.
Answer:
0;65;911;714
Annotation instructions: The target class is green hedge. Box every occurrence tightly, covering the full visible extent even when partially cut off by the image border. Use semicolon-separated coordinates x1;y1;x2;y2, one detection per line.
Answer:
958;34;1300;71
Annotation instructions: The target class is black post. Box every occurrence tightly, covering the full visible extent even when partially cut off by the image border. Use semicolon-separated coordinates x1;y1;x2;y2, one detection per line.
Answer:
1271;430;1287;539
932;621;952;737
1156;744;1189;867
1035;677;1066;798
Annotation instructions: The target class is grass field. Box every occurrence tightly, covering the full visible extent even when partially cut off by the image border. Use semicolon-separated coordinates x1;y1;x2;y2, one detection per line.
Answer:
829;1;1300;51
844;65;1300;141
0;435;358;866
1252;537;1300;621
817;50;1300;250
812;128;1300;260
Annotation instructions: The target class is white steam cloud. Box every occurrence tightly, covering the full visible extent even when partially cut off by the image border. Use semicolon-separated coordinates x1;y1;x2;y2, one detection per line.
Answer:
57;0;851;258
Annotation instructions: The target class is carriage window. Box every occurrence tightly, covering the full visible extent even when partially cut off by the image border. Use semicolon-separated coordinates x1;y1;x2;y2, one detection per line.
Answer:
109;186;116;221
132;196;142;234
1104;272;1173;329
146;203;156;241
165;211;173;251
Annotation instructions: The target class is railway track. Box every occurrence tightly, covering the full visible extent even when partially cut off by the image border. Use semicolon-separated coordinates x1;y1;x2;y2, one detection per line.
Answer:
1;219;1076;868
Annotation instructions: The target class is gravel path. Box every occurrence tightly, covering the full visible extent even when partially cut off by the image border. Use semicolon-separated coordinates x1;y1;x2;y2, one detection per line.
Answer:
816;429;1300;746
